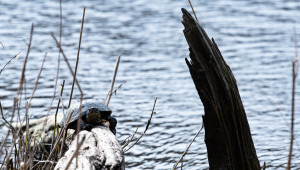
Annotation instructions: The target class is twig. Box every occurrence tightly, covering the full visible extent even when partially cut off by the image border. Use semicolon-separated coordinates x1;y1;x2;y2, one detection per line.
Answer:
65;135;86;170
106;55;121;106
286;28;298;170
0;102;16;132
105;83;125;103
187;0;199;22
124;97;157;152
0;52;20;75
111;83;125;96
173;124;204;170
121;127;139;149
68;7;85;108
0;41;4;48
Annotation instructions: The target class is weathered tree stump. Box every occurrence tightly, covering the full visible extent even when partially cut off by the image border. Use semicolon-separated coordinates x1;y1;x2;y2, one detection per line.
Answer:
181;8;260;169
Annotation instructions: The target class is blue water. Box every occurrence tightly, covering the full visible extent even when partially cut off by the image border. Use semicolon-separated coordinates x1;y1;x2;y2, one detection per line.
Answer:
0;0;300;169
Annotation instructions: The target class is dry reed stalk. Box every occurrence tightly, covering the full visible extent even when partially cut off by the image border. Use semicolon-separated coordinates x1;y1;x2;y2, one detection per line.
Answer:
286;28;298;170
23;52;47;167
123;97;157;152
50;33;83;95
17;24;34;96
0;102;15;132
0;147;8;169
75;95;83;168
54;80;65;138
65;135;86;169
66;8;86;167
55;81;68;159
180;157;183;170
46;110;74;163
0;129;10;161
106;55;121;106
59;0;62;43
187;0;199;22
173;124;203;170
3;24;34;169
25;52;47;117
59;129;66;159
45;0;63;125
68;7;85;108
0;52;20;75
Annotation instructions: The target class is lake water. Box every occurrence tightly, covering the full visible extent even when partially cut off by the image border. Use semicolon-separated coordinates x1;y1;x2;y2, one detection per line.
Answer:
0;0;300;169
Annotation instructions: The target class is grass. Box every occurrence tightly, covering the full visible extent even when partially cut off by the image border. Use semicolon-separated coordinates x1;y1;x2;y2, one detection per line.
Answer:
0;7;87;169
0;5;155;168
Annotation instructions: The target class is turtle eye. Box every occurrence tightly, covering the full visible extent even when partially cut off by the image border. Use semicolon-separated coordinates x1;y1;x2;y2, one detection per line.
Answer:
89;108;99;113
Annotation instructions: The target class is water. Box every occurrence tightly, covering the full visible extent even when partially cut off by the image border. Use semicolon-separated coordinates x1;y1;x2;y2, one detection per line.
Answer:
0;0;300;169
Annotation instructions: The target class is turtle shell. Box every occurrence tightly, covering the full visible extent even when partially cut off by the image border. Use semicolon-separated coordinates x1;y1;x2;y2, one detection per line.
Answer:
59;99;112;130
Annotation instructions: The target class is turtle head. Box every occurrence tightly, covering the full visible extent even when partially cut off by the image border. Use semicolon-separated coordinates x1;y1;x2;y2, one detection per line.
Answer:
86;108;102;125
108;116;117;135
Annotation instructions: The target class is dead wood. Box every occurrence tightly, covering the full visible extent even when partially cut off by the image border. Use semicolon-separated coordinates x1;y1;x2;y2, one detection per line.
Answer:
182;8;260;170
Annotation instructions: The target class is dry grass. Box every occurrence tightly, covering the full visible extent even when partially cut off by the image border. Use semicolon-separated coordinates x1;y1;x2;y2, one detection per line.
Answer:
0;7;88;170
0;4;144;168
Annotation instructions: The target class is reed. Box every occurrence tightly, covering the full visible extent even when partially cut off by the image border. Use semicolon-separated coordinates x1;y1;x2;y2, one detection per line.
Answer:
286;28;299;170
106;55;121;106
0;7;88;169
68;7;86;108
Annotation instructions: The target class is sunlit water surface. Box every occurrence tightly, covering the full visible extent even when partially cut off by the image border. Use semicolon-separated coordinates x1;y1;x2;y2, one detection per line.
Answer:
0;0;300;169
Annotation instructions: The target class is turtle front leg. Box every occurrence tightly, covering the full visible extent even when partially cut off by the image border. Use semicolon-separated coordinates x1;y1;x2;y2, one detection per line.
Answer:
81;121;93;131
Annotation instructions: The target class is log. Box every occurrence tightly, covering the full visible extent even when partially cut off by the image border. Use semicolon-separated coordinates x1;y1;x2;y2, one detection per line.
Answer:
13;114;124;170
12;114;65;147
181;8;260;169
54;125;124;170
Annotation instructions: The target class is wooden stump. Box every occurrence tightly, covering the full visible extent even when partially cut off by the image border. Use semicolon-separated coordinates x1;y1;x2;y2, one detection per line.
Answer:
181;8;260;170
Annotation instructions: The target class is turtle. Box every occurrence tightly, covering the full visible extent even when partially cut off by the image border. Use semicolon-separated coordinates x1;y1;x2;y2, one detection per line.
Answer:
59;99;117;135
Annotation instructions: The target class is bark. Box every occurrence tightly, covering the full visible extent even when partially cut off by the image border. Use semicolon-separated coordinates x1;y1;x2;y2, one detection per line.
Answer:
181;8;260;170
